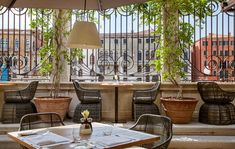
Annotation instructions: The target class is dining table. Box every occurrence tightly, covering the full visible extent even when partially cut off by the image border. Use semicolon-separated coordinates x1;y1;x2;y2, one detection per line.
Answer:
8;122;160;149
101;82;133;123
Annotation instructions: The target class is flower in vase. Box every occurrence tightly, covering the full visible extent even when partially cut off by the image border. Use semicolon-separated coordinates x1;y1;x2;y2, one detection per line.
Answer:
81;110;90;119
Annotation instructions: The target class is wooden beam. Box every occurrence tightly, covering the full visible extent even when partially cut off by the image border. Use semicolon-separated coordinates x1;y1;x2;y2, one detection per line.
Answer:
222;0;235;12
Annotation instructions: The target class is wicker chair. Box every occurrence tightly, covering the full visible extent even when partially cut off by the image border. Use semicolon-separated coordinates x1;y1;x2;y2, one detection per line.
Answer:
19;112;64;149
197;81;235;125
132;82;160;121
2;81;38;123
130;114;172;149
73;81;102;122
19;112;64;131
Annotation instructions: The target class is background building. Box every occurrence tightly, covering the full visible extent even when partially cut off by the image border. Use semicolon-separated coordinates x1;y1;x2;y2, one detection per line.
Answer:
192;33;235;81
0;29;41;80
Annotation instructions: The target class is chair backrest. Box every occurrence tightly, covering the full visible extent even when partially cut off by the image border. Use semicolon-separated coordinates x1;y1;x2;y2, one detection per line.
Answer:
130;114;172;149
133;82;161;103
21;81;39;100
19;112;64;131
73;81;101;103
197;81;234;103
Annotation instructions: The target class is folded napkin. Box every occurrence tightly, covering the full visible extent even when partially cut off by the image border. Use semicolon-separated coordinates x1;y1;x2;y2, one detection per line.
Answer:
22;131;72;147
94;135;132;146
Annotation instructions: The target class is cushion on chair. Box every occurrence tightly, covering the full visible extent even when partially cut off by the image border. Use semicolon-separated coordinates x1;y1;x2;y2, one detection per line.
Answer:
81;96;101;103
4;96;31;103
133;97;154;104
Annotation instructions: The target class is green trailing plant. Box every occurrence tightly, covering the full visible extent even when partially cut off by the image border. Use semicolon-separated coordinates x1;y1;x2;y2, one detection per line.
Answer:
135;0;219;98
29;9;83;98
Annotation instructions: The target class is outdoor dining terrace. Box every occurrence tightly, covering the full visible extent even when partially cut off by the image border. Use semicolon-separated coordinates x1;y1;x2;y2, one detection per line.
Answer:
0;0;235;149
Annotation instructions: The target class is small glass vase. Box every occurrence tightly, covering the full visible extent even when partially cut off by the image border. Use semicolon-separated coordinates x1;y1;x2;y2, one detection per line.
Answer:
79;118;93;135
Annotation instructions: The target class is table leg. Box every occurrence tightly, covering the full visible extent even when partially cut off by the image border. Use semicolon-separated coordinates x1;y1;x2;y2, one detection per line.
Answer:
115;86;118;123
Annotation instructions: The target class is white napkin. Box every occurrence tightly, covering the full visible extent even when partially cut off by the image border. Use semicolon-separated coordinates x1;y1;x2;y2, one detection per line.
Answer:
22;131;72;147
93;135;132;146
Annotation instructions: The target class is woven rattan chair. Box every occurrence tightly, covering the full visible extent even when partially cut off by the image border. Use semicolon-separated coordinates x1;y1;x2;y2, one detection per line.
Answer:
2;81;39;123
197;81;235;125
19;112;64;131
132;82;161;121
73;81;102;122
19;112;64;149
130;114;172;149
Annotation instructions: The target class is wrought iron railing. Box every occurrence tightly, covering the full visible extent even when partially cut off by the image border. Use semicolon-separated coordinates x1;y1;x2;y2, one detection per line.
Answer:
0;0;234;82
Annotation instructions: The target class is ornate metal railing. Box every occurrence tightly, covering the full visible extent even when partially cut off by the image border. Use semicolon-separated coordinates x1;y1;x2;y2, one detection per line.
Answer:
0;0;234;82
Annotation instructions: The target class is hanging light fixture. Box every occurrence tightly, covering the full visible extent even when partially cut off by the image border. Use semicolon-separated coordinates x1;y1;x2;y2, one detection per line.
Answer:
67;0;102;49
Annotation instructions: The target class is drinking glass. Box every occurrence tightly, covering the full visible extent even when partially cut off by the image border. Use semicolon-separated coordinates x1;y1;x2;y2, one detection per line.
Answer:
103;126;113;136
73;128;81;143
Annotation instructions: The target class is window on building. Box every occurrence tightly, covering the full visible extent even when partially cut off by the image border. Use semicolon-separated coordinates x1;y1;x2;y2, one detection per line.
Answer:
232;71;235;77
114;39;118;44
138;39;142;44
123;51;128;61
213;71;216;76
184;66;188;72
146;51;150;60
0;39;2;49
225;50;229;56
213;50;217;56
151;50;155;59
204;50;207;56
203;41;208;46
15;39;19;49
231;60;235;68
109;51;113;59
3;39;8;49
101;40;104;44
146;38;150;43
137;65;142;72
123;39;127;44
212;41;217;46
231;41;234;45
219;41;229;45
184;52;188;59
26;39;30;50
219;71;224;78
225;70;228;78
151;38;155;43
232;50;235;55
219;41;223;45
224;41;229;45
138;51;142;61
204;61;207;67
220;51;223;56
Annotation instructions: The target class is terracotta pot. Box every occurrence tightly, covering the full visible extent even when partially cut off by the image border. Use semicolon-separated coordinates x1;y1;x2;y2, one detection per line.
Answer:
160;97;198;124
34;97;71;120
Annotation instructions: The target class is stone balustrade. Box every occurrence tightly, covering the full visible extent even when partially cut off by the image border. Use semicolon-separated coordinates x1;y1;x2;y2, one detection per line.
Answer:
1;81;235;122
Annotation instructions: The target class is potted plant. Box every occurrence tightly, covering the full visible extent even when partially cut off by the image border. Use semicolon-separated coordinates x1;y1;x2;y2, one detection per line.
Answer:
30;9;83;120
137;0;216;123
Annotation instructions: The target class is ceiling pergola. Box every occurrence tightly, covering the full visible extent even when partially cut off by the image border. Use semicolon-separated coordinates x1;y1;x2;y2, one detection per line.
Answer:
221;0;235;12
0;0;150;10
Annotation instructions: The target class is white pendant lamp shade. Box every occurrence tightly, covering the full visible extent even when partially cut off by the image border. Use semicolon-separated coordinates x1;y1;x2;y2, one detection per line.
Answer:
67;21;102;49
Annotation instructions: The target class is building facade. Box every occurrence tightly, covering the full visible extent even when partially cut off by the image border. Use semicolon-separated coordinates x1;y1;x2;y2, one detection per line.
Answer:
0;29;41;79
71;30;161;81
192;33;235;81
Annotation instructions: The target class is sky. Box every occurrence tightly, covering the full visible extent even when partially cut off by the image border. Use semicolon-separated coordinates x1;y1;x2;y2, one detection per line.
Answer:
0;7;234;41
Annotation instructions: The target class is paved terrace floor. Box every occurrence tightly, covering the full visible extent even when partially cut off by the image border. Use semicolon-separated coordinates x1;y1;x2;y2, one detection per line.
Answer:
0;119;234;149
